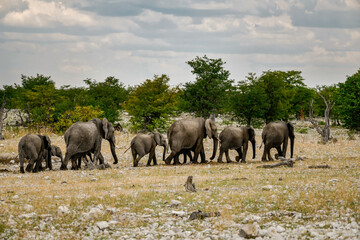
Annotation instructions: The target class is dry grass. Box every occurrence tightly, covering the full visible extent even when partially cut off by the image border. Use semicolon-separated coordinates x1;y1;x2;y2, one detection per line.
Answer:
0;124;359;238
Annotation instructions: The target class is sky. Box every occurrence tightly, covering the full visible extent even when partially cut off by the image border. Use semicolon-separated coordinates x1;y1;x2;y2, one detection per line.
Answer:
0;0;359;88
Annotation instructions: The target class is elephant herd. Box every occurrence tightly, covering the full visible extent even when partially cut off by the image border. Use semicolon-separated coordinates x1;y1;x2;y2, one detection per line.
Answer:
17;117;295;173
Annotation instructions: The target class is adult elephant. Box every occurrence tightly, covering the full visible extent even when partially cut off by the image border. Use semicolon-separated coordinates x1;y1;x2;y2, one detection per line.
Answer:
165;116;218;165
218;126;256;163
129;132;167;167
18;134;52;173
61;118;118;170
261;121;294;161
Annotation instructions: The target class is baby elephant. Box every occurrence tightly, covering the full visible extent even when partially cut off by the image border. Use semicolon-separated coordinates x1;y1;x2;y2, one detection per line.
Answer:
130;132;168;167
43;145;63;170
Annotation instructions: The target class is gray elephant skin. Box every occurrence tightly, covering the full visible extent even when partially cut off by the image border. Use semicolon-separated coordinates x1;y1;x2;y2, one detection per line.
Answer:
261;121;295;161
165;116;218;165
43;145;63;170
18;134;52;173
61;118;119;170
130;132;167;167
218;126;256;163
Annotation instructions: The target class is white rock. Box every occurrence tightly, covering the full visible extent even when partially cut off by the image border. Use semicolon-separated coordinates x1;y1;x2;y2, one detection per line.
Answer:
83;207;102;220
96;221;109;230
328;179;339;183
239;223;259;239
12;195;19;200
19;212;37;219
276;225;285;233
90;178;98;181
57;206;70;216
171;211;186;217
24;204;34;212
259;229;267;237
44;176;50;180
10;160;15;164
262;185;273;191
170;200;181;207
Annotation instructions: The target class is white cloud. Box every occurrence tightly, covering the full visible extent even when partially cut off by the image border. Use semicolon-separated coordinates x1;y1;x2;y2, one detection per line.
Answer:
2;0;96;27
59;59;92;74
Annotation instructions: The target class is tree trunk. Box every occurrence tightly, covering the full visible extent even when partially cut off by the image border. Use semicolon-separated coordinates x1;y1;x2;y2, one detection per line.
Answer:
307;93;335;143
0;95;7;140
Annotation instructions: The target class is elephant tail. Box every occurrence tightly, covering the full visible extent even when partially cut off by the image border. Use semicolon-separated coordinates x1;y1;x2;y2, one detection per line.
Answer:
123;141;135;154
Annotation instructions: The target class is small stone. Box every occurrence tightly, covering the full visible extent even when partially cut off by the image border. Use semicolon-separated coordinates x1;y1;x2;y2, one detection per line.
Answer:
10;160;15;164
61;181;67;184
239;223;259;239
12;195;19;200
44;176;50;180
96;221;109;230
328;179;338;183
90;178;98;181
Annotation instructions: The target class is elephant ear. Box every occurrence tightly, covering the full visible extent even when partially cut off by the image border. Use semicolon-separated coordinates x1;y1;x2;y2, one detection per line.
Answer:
205;119;212;139
287;122;295;138
102;118;109;139
153;132;161;145
247;127;255;141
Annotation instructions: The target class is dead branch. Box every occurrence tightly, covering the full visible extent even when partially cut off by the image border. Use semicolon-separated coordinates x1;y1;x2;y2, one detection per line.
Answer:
258;160;295;168
189;210;221;220
308;165;331;169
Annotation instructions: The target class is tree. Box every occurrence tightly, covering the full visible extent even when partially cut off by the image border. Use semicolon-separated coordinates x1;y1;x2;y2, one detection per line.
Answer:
84;76;129;123
18;74;57;127
338;69;360;130
257;70;306;123
181;55;234;117
228;73;269;127
124;74;179;132
0;89;10;140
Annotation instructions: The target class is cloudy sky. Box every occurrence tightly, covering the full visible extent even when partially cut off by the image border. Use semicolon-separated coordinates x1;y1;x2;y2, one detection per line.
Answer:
0;0;359;88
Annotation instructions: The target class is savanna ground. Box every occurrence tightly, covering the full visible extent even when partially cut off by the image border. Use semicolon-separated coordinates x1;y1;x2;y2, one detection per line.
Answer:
0;121;359;239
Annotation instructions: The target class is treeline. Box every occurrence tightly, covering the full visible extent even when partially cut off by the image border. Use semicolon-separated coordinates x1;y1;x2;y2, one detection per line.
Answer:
1;55;360;132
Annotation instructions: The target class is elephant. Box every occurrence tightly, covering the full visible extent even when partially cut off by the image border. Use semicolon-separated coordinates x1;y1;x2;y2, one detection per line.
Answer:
42;145;63;170
261;121;295;161
76;152;93;169
18;134;52;173
165;116;218;165
130;132;167;167
61;118;119;170
217;126;256;163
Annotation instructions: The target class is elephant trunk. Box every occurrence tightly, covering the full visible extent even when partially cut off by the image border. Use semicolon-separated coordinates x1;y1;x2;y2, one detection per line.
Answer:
110;141;119;164
251;139;256;159
290;137;294;158
210;137;218;160
162;145;167;162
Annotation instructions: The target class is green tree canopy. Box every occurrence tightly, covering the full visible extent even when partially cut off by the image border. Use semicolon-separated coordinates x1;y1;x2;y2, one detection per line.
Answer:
338;69;360;130
181;55;234;117
84;76;129;123
124;74;179;132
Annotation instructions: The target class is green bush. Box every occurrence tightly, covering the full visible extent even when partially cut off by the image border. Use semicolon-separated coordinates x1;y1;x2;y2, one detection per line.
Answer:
296;128;308;134
53;106;104;133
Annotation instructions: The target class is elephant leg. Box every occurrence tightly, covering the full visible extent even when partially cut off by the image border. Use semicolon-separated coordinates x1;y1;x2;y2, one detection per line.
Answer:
267;146;274;161
61;145;77;170
33;154;43;173
241;143;248;163
134;154;144;167
174;153;181;165
275;146;282;159
183;152;187;164
217;147;225;163
282;138;288;158
261;145;267;162
165;151;177;165
131;149;137;162
225;150;232;163
153;153;158;165
187;151;193;163
200;147;206;163
19;153;25;174
147;150;155;166
235;148;242;162
193;141;203;164
48;155;53;171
